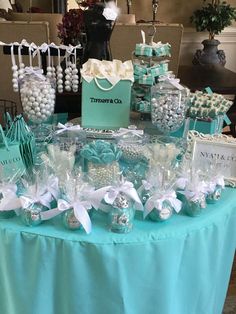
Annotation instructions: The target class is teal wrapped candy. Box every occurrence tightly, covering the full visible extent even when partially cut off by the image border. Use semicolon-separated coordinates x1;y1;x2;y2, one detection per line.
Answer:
135;44;153;57
139;74;154;86
80;140;122;165
153;43;171;57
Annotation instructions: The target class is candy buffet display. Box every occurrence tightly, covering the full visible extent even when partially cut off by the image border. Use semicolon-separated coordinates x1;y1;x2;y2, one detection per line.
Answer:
0;35;232;237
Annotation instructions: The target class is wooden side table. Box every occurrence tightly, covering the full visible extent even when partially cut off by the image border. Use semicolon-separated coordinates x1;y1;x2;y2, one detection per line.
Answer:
178;64;236;136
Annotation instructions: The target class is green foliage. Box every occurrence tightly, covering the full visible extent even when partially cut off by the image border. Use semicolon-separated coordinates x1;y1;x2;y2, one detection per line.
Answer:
190;1;236;40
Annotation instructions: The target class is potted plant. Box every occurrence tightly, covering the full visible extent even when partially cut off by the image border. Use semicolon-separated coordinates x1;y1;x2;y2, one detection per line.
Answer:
190;0;236;66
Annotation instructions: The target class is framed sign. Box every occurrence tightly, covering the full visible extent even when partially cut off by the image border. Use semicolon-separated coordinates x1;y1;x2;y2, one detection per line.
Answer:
184;131;236;187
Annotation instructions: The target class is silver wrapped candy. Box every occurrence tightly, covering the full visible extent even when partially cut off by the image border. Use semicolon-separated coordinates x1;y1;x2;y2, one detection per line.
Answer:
151;80;189;134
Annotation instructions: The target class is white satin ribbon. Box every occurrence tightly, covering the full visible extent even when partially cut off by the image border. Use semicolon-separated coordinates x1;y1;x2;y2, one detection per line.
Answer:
115;127;143;138
0;184;21;211
19;184;53;209
57;199;92;234
144;190;182;218
104;181;143;211
55;122;81;134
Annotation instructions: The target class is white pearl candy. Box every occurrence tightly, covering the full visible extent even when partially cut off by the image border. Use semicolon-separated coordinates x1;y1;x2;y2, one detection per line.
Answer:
12;65;18;71
65;85;71;91
57;73;63;79
72;69;78;74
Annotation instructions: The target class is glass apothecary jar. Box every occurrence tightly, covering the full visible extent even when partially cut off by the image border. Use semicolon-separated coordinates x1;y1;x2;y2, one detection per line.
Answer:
116;127;150;188
20;68;56;125
80;140;122;188
151;77;190;134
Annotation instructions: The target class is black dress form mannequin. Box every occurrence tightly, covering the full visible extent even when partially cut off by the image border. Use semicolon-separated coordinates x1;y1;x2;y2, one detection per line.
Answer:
83;2;115;63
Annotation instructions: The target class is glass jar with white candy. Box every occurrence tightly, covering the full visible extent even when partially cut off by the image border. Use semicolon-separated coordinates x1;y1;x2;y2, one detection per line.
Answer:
151;75;190;134
19;67;56;124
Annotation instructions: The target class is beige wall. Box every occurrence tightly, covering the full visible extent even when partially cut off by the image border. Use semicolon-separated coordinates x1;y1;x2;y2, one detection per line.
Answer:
68;0;236;26
19;0;52;12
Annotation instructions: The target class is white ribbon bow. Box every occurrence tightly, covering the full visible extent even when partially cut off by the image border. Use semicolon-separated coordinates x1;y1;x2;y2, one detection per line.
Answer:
24;66;46;81
144;190;182;218
55;122;81;134
19;184;52;210
57;199;92;234
104;180;143;211
115;127;144;138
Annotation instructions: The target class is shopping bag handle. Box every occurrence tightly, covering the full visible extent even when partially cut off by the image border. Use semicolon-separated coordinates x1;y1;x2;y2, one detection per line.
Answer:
94;77;115;91
0;124;9;150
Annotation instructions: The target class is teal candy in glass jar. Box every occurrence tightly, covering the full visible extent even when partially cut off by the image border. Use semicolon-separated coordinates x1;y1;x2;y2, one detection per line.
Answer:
80;140;122;188
151;75;190;134
108;192;135;233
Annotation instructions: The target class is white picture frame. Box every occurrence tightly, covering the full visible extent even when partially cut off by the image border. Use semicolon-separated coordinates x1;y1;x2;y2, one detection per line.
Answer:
184;131;236;187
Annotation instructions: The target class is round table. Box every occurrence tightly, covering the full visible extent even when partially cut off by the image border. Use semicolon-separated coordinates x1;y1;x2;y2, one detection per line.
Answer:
0;188;235;314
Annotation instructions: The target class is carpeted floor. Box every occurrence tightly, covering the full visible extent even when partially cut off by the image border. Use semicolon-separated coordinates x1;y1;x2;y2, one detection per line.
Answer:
223;255;236;314
223;296;236;314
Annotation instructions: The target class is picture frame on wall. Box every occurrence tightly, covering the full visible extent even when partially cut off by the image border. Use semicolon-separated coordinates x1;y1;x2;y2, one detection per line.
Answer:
184;130;236;187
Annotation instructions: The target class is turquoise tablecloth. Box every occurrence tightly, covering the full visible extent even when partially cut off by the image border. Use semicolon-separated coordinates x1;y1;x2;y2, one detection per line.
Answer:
0;188;235;314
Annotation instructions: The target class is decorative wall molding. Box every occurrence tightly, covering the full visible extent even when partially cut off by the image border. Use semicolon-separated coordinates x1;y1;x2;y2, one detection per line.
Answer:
182;27;236;44
180;27;236;72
